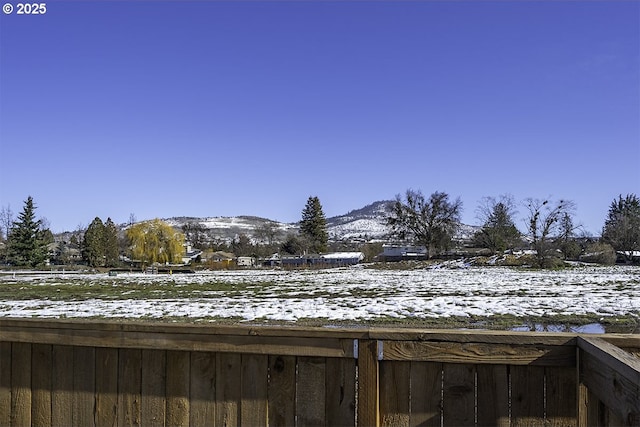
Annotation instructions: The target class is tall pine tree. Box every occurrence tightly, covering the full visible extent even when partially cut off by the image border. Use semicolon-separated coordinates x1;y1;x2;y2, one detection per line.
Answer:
299;196;328;254
6;196;48;267
602;194;640;262
83;217;105;267
104;218;119;267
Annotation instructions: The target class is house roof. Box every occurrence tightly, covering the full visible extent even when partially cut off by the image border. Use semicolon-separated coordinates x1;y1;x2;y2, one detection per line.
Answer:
321;252;365;260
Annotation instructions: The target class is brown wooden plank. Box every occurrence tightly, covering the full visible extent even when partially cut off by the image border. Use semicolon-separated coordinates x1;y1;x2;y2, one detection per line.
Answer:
95;347;118;427
476;364;509;427
546;366;577;427
369;327;578;345
190;351;216;427
31;343;52;427
578;337;640;424
216;352;241;427
358;340;380;427
52;345;73;427
578;382;603;427
0;323;355;358
586;390;605;427
73;346;96;427
0;317;369;341
442;363;474;427
268;355;296;427
166;350;190;427
141;349;166;427
118;348;142;427
297;356;326;427
326;357;356;427
511;365;545;427
11;342;31;426
409;361;441;427
240;353;268;426
384;341;576;366
379;360;410;427
0;342;11;427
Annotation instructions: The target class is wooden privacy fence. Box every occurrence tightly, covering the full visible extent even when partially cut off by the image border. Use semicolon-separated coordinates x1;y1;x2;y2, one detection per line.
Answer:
0;318;639;427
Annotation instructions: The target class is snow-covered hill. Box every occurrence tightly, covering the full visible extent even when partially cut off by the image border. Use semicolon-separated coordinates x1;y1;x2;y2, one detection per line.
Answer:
326;201;393;242
161;200;478;244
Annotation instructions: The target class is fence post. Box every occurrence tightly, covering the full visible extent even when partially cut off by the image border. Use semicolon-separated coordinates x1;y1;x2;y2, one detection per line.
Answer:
358;340;379;427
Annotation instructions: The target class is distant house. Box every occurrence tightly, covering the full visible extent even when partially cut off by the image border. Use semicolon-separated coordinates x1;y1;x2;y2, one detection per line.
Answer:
320;252;364;266
181;249;202;265
281;254;322;268
262;253;281;267
616;251;640;264
280;252;364;268
181;242;203;265
379;245;428;262
237;256;256;267
207;251;235;263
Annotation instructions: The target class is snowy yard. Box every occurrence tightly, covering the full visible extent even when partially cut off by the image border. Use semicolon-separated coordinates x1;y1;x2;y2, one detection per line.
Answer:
1;265;638;330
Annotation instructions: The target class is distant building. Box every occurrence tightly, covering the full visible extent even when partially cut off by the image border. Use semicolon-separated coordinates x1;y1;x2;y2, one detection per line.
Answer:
237;256;256;267
379;245;428;261
280;252;364;268
320;252;364;266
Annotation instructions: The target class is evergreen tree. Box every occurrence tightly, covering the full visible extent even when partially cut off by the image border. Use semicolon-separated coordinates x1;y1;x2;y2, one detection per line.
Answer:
6;196;48;267
280;234;305;255
83;217;105;267
473;196;521;254
104;218;119;267
299;196;328;254
602;194;640;262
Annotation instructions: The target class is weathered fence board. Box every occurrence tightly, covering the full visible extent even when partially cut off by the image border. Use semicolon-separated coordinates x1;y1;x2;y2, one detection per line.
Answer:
73;346;95;427
12;342;31;427
578;337;640;426
380;360;410;427
326;357;356;426
442;363;475;427
189;351;216;427
409;361;442;427
511;365;545;427
268;355;296;427
358;339;380;427
95;347;118;427
383;341;575;366
476;364;509;427
118;348;142;427
166;350;190;427
215;352;241;427
141;349;166;427
31;343;51;427
546;366;577;427
297;356;326;427
240;353;268;426
51;345;73;427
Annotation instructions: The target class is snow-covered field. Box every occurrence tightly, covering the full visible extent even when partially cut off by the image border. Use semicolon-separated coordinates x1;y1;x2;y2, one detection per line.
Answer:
1;265;638;329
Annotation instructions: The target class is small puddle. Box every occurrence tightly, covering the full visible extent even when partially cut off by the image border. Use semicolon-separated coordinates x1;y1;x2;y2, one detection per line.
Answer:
512;323;606;334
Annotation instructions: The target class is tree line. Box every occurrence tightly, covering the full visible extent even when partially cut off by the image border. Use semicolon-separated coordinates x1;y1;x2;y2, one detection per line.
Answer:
387;190;640;267
1;192;638;268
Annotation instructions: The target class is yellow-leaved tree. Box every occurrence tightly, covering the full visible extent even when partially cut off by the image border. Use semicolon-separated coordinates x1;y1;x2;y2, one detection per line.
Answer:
126;219;185;266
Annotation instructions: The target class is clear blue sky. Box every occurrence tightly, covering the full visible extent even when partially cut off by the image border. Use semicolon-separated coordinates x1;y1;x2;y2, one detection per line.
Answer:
1;1;638;235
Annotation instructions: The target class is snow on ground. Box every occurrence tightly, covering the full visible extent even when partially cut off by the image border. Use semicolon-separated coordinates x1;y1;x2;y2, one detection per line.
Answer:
0;265;638;323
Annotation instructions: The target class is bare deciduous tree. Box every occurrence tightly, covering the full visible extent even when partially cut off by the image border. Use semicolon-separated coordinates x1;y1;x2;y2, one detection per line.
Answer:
524;198;576;267
387;189;462;259
0;205;14;241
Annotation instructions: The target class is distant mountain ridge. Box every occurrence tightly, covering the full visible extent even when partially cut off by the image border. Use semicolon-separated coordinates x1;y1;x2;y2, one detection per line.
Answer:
162;200;478;244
